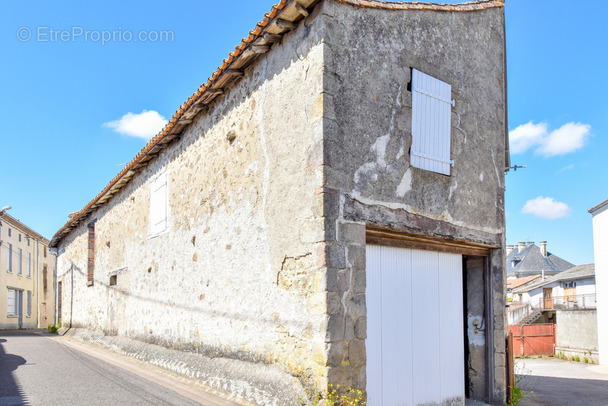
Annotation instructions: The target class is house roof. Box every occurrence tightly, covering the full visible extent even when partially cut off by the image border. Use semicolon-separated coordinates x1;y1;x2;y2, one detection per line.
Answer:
589;198;608;214
513;263;595;294
50;0;505;248
507;275;541;290
1;213;49;244
506;243;574;276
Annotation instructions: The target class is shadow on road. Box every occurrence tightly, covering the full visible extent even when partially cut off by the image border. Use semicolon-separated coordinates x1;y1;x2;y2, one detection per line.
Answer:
519;374;608;406
0;333;29;406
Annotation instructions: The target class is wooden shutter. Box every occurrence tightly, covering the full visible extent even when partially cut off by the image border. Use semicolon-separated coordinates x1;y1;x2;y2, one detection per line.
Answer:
411;69;453;175
149;170;168;237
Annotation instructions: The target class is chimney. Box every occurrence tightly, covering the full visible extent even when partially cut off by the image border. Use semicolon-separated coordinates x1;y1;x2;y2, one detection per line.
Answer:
518;241;526;252
540;241;547;257
506;245;514;255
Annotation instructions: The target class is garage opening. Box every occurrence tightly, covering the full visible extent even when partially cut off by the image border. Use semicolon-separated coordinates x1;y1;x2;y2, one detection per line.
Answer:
366;245;465;405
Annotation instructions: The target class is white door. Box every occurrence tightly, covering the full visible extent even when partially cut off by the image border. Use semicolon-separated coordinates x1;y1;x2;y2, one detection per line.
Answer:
366;245;465;405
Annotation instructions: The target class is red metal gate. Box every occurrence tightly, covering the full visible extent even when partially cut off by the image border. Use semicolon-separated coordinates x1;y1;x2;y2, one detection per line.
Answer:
508;324;556;357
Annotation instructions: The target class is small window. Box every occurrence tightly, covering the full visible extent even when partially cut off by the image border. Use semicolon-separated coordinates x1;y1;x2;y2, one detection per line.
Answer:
7;289;17;317
7;243;12;273
44;246;47;258
410;69;454;175
8;228;11;237
109;275;117;286
27;238;30;247
26;290;32;317
18;234;21;242
27;252;31;278
149;170;169;237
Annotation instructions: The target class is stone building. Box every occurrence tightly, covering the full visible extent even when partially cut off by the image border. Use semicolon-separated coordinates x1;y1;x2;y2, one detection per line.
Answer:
51;1;508;404
1;212;56;329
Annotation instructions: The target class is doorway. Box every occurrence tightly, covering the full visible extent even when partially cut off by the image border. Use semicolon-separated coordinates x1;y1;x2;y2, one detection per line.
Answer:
543;288;553;309
366;245;465;405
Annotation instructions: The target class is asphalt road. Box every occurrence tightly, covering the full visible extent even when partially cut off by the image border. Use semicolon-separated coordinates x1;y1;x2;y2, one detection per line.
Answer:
516;357;608;406
0;330;240;406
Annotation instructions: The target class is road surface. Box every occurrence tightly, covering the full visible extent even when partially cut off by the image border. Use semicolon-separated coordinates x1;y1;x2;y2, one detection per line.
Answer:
0;329;241;406
517;357;608;406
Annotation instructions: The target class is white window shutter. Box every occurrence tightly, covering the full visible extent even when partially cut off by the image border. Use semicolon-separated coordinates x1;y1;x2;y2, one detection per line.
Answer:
7;289;15;316
410;69;453;175
149;170;168;237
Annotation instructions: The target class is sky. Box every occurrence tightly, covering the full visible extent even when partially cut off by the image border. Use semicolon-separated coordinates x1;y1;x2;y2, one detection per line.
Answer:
0;1;605;266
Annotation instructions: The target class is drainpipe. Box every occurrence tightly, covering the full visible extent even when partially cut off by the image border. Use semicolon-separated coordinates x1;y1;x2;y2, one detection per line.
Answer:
49;247;58;326
36;239;40;328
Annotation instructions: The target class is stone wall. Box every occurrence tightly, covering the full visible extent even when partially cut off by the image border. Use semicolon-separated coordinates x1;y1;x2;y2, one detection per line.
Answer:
57;9;329;404
319;1;507;403
556;309;599;362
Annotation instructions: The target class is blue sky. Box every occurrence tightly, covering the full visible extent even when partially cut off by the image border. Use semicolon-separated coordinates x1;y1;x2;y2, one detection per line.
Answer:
1;1;605;265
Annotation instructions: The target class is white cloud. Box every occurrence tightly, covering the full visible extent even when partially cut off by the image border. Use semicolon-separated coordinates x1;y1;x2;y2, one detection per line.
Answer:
536;122;590;157
509;121;591;157
509;122;547;154
104;110;168;140
521;196;571;219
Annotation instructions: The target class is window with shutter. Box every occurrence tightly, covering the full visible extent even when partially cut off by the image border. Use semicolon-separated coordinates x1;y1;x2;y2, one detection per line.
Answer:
26;290;32;317
18;248;22;275
410;69;454;175
7;289;16;317
7;243;12;272
149;170;168;237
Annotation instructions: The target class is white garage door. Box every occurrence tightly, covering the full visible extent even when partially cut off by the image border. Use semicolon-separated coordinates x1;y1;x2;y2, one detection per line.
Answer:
366;245;465;406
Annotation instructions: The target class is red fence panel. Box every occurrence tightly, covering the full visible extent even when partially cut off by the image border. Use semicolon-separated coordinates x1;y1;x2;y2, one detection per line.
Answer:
508;323;555;357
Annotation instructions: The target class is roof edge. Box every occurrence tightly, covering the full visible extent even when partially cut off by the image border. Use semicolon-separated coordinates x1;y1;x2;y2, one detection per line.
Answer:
1;213;50;243
332;0;504;11
589;198;608;214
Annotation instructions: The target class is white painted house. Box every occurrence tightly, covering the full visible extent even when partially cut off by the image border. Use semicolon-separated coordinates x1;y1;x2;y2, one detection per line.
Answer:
512;264;596;310
590;198;608;364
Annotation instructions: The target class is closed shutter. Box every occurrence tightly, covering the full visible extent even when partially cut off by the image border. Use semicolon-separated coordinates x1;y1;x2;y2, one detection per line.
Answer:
27;291;32;317
7;289;16;316
410;69;453;175
149;170;168;237
18;248;22;275
7;243;12;272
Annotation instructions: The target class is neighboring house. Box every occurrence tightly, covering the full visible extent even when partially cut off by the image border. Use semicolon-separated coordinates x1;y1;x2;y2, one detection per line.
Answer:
506;241;574;279
507;274;541;301
0;213;56;329
512;264;596;309
50;1;508;405
590;198;608;364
